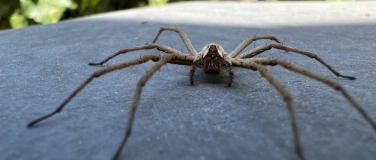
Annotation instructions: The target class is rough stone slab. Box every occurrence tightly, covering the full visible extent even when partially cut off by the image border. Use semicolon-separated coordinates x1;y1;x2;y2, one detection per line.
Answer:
1;1;376;160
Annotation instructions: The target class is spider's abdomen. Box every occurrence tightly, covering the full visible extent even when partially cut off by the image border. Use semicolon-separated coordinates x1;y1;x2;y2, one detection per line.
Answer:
203;45;224;74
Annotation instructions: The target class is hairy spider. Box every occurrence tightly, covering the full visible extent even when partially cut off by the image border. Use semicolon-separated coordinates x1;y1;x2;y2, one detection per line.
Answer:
28;27;376;160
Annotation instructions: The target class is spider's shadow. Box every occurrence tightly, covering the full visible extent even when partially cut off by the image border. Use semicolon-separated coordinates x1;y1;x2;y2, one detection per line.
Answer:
194;70;230;86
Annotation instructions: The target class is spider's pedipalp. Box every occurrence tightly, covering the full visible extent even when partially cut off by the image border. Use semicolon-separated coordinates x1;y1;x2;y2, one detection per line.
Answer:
239;43;356;80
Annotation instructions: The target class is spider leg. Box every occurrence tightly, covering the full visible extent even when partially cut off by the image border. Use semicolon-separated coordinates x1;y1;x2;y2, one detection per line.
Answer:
231;58;305;160
239;43;356;80
168;59;194;66
88;44;186;66
267;58;376;131
189;54;202;85
227;66;234;87
229;35;282;58
151;27;199;55
113;54;181;160
27;54;161;127
242;57;278;66
190;63;197;85
241;58;376;130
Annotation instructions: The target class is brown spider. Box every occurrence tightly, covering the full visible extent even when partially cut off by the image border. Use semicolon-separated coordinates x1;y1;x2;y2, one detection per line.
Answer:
28;27;376;160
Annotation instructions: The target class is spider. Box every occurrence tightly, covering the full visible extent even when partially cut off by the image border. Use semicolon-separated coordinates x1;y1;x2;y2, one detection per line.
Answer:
28;27;376;160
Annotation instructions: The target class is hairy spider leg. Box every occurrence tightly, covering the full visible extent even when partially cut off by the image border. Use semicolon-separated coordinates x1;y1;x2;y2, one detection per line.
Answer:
113;54;193;160
152;27;198;56
232;57;376;160
27;55;161;127
88;44;188;66
229;35;282;58
238;43;355;80
231;58;304;160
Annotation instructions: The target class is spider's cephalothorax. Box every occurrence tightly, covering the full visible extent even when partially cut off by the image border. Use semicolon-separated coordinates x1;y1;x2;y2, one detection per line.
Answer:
27;27;376;160
202;44;224;74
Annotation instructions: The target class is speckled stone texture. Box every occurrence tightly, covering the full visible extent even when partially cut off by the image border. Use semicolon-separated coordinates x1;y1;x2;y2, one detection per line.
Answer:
1;2;375;160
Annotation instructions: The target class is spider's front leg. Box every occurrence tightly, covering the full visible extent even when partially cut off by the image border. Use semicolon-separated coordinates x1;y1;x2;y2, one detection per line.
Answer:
226;66;234;87
224;56;234;87
87;44;159;66
27;54;162;127
189;54;202;85
87;44;188;67
232;58;305;160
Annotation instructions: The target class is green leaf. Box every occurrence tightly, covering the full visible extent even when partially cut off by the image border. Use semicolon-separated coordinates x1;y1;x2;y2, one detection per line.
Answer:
18;0;78;24
10;10;28;29
20;0;36;18
149;0;168;6
78;0;100;15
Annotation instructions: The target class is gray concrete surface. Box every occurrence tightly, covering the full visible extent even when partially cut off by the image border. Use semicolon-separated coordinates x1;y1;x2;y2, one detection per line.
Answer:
1;1;376;160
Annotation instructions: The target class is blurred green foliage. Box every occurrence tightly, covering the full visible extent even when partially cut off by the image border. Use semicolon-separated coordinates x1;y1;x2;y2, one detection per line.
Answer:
0;0;353;30
0;0;165;30
10;0;78;28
